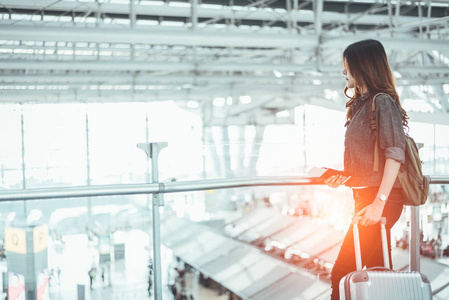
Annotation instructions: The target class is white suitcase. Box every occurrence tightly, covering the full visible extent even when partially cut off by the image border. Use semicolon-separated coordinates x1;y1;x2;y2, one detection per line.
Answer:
339;217;432;300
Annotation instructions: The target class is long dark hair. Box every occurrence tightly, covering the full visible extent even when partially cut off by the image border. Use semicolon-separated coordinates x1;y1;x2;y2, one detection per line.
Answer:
343;39;408;128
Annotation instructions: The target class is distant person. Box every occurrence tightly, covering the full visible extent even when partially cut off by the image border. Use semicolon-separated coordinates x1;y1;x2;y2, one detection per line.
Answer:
88;267;97;289
49;269;55;286
147;276;152;296
56;267;61;285
324;39;407;299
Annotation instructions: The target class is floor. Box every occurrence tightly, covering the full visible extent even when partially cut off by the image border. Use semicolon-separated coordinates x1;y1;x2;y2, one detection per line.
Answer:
47;230;229;300
7;226;448;300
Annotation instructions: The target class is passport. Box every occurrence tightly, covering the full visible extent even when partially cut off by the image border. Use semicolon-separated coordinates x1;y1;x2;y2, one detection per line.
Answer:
307;167;351;182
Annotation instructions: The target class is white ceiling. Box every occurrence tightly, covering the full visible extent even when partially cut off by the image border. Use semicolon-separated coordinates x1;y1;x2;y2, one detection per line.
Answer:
0;0;448;126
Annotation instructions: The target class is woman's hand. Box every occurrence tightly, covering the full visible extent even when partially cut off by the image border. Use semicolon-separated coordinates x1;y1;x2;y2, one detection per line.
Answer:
324;175;349;188
354;157;400;226
355;199;385;226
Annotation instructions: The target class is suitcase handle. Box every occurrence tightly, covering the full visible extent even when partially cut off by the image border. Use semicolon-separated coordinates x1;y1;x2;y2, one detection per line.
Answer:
351;217;390;270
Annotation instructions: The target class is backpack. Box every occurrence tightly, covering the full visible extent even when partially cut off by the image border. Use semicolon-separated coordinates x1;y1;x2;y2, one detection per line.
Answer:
370;93;430;206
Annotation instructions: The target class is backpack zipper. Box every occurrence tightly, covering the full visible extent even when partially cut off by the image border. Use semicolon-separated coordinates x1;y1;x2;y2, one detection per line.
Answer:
406;164;424;190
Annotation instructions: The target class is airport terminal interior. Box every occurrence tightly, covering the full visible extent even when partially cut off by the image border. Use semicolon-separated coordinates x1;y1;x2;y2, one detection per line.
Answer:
0;0;449;299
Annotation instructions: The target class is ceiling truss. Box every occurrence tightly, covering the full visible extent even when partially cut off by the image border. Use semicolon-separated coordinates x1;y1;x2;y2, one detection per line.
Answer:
0;0;448;126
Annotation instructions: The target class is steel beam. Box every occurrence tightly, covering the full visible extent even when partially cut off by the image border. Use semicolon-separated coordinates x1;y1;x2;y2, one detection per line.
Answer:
0;0;443;27
0;25;317;49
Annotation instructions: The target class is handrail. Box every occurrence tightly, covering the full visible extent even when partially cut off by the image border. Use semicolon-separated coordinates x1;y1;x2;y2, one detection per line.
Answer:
433;280;449;296
0;176;325;201
428;176;449;184
0;176;447;202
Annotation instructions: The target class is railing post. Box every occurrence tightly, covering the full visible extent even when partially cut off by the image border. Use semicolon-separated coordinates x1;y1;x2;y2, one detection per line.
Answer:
137;142;168;300
410;206;421;272
409;143;425;272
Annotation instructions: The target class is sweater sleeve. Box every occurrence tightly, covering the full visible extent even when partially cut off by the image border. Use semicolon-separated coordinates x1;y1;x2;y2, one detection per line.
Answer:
375;94;406;164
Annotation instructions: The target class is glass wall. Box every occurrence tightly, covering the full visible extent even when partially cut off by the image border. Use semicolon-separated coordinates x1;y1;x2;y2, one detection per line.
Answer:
408;122;449;175
0;102;205;190
0;105;23;189
1;102;448;191
23;104;87;189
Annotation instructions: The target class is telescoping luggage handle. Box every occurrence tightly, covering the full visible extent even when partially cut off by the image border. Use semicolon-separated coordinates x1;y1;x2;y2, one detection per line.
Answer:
352;217;390;271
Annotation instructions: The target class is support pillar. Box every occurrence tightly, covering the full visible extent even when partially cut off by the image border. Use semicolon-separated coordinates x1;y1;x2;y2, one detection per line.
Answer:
137;142;167;300
4;223;49;300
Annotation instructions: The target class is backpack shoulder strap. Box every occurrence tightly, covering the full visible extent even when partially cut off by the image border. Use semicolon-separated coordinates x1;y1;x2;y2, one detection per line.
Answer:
371;93;387;172
370;93;387;124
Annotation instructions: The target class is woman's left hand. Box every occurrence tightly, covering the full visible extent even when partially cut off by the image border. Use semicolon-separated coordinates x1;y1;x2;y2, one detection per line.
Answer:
355;200;385;226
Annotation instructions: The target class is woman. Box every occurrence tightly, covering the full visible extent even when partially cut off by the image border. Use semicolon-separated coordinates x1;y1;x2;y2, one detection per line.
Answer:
325;39;408;299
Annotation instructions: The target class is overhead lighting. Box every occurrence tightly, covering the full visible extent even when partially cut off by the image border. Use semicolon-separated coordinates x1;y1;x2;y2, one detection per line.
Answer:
138;20;159;26
226;96;233;105
187;101;199;108
402;99;434;113
308;71;324;76
273;70;282;78
324;89;339;100
430;98;442;110
276;110;290;118
160;21;184;27
169;2;190;7
27;209;43;224
444;84;449;93
393;71;402;78
141;1;164;6
239;95;252;104
312;79;322;86
213;97;225;107
7;212;15;222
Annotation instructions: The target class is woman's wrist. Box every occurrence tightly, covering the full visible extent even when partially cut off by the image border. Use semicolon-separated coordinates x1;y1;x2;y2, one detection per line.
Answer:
374;196;387;206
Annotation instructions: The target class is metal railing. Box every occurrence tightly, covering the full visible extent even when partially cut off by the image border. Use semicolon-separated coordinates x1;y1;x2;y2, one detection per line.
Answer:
0;176;324;201
0;142;447;299
0;175;447;201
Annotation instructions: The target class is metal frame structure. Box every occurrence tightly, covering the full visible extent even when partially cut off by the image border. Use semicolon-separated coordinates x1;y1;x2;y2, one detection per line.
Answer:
0;0;448;128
